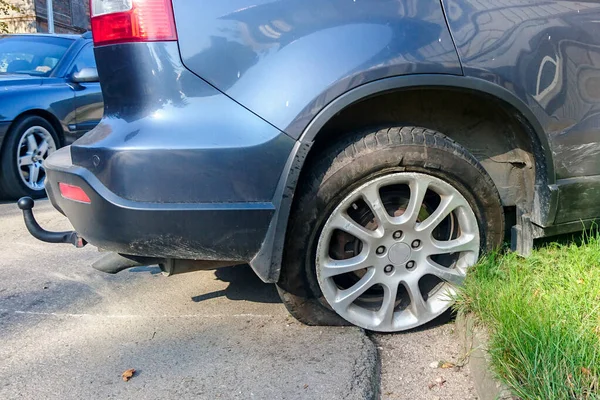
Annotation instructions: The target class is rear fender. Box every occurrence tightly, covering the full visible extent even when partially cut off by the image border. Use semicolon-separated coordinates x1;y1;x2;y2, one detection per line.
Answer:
251;74;556;283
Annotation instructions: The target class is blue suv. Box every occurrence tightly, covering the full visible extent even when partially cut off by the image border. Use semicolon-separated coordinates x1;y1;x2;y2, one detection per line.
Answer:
19;0;600;332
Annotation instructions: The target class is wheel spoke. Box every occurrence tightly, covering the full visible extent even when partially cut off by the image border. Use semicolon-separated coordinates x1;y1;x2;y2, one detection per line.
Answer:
416;195;460;233
329;212;379;246
37;140;49;156
320;254;371;278
377;282;399;326
29;164;40;185
402;275;429;319
26;134;38;153
430;233;478;255
361;185;392;228
400;178;429;226
424;259;465;287
335;268;377;308
19;155;33;166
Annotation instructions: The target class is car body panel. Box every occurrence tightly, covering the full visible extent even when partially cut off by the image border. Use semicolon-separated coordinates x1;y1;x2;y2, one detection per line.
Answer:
72;80;103;134
0;76;77;140
0;74;43;87
65;43;104;134
172;0;462;136
443;0;600;223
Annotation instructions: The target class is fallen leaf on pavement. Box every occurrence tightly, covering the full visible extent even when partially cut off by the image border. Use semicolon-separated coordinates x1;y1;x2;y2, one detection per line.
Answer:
122;368;136;382
440;362;455;369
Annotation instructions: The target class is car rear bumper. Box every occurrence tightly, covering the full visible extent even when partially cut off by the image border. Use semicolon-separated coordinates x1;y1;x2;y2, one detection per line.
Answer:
36;40;297;265
44;146;276;262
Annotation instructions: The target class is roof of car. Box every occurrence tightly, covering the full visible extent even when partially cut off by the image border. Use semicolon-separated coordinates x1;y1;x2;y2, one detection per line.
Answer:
2;32;90;40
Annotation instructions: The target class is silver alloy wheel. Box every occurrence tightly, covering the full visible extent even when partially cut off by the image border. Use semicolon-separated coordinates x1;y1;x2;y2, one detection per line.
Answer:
16;126;57;191
316;172;480;332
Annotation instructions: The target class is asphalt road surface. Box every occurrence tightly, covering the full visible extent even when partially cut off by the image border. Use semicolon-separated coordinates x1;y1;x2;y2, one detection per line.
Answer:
0;199;476;399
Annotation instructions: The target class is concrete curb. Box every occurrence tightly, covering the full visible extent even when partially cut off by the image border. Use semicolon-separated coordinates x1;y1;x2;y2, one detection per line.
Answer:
455;312;515;400
353;331;381;400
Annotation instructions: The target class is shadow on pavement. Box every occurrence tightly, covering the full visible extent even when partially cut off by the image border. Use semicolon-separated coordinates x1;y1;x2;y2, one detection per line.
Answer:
191;264;281;304
129;264;281;303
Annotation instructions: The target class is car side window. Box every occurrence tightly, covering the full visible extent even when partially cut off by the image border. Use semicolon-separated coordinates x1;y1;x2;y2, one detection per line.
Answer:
71;44;96;73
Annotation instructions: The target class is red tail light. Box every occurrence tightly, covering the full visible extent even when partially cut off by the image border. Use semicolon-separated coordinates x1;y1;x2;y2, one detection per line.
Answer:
59;183;91;204
90;0;177;46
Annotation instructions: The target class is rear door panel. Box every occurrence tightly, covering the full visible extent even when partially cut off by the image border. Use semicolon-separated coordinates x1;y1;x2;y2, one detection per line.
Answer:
443;0;600;180
443;0;600;224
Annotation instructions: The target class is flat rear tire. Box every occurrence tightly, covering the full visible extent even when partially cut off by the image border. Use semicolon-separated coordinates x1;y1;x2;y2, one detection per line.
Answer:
277;126;504;332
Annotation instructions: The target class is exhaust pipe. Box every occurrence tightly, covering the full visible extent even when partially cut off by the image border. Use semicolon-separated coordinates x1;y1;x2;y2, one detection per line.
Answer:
92;253;158;274
92;253;237;275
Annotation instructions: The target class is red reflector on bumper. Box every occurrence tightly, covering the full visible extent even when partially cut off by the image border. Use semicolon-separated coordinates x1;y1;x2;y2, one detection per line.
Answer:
59;183;91;204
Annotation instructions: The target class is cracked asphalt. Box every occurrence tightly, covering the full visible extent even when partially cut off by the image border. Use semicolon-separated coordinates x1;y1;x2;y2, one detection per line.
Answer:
0;199;476;399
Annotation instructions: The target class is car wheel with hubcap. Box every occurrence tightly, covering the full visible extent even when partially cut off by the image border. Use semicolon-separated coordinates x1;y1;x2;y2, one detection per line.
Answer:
277;126;504;332
316;172;479;332
0;116;59;199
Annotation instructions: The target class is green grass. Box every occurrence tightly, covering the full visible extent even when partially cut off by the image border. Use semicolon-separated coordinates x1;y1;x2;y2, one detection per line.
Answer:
455;233;600;400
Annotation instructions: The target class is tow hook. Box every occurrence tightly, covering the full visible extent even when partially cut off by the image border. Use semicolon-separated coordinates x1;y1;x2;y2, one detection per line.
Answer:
17;197;87;248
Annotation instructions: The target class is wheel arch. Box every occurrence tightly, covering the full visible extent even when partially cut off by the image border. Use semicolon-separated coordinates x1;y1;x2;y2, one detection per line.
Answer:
1;110;66;153
250;74;557;283
300;75;554;185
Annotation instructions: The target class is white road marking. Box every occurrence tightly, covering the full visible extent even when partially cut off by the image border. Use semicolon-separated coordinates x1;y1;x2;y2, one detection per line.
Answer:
0;309;273;319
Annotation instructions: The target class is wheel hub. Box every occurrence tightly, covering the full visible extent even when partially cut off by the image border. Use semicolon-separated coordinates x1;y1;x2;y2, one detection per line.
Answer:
387;242;411;265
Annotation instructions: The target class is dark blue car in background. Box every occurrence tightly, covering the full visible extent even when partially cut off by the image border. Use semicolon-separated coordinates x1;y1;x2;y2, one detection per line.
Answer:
18;0;600;333
0;32;102;199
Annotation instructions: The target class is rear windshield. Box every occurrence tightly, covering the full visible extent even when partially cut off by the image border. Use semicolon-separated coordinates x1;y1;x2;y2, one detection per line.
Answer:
0;35;74;76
